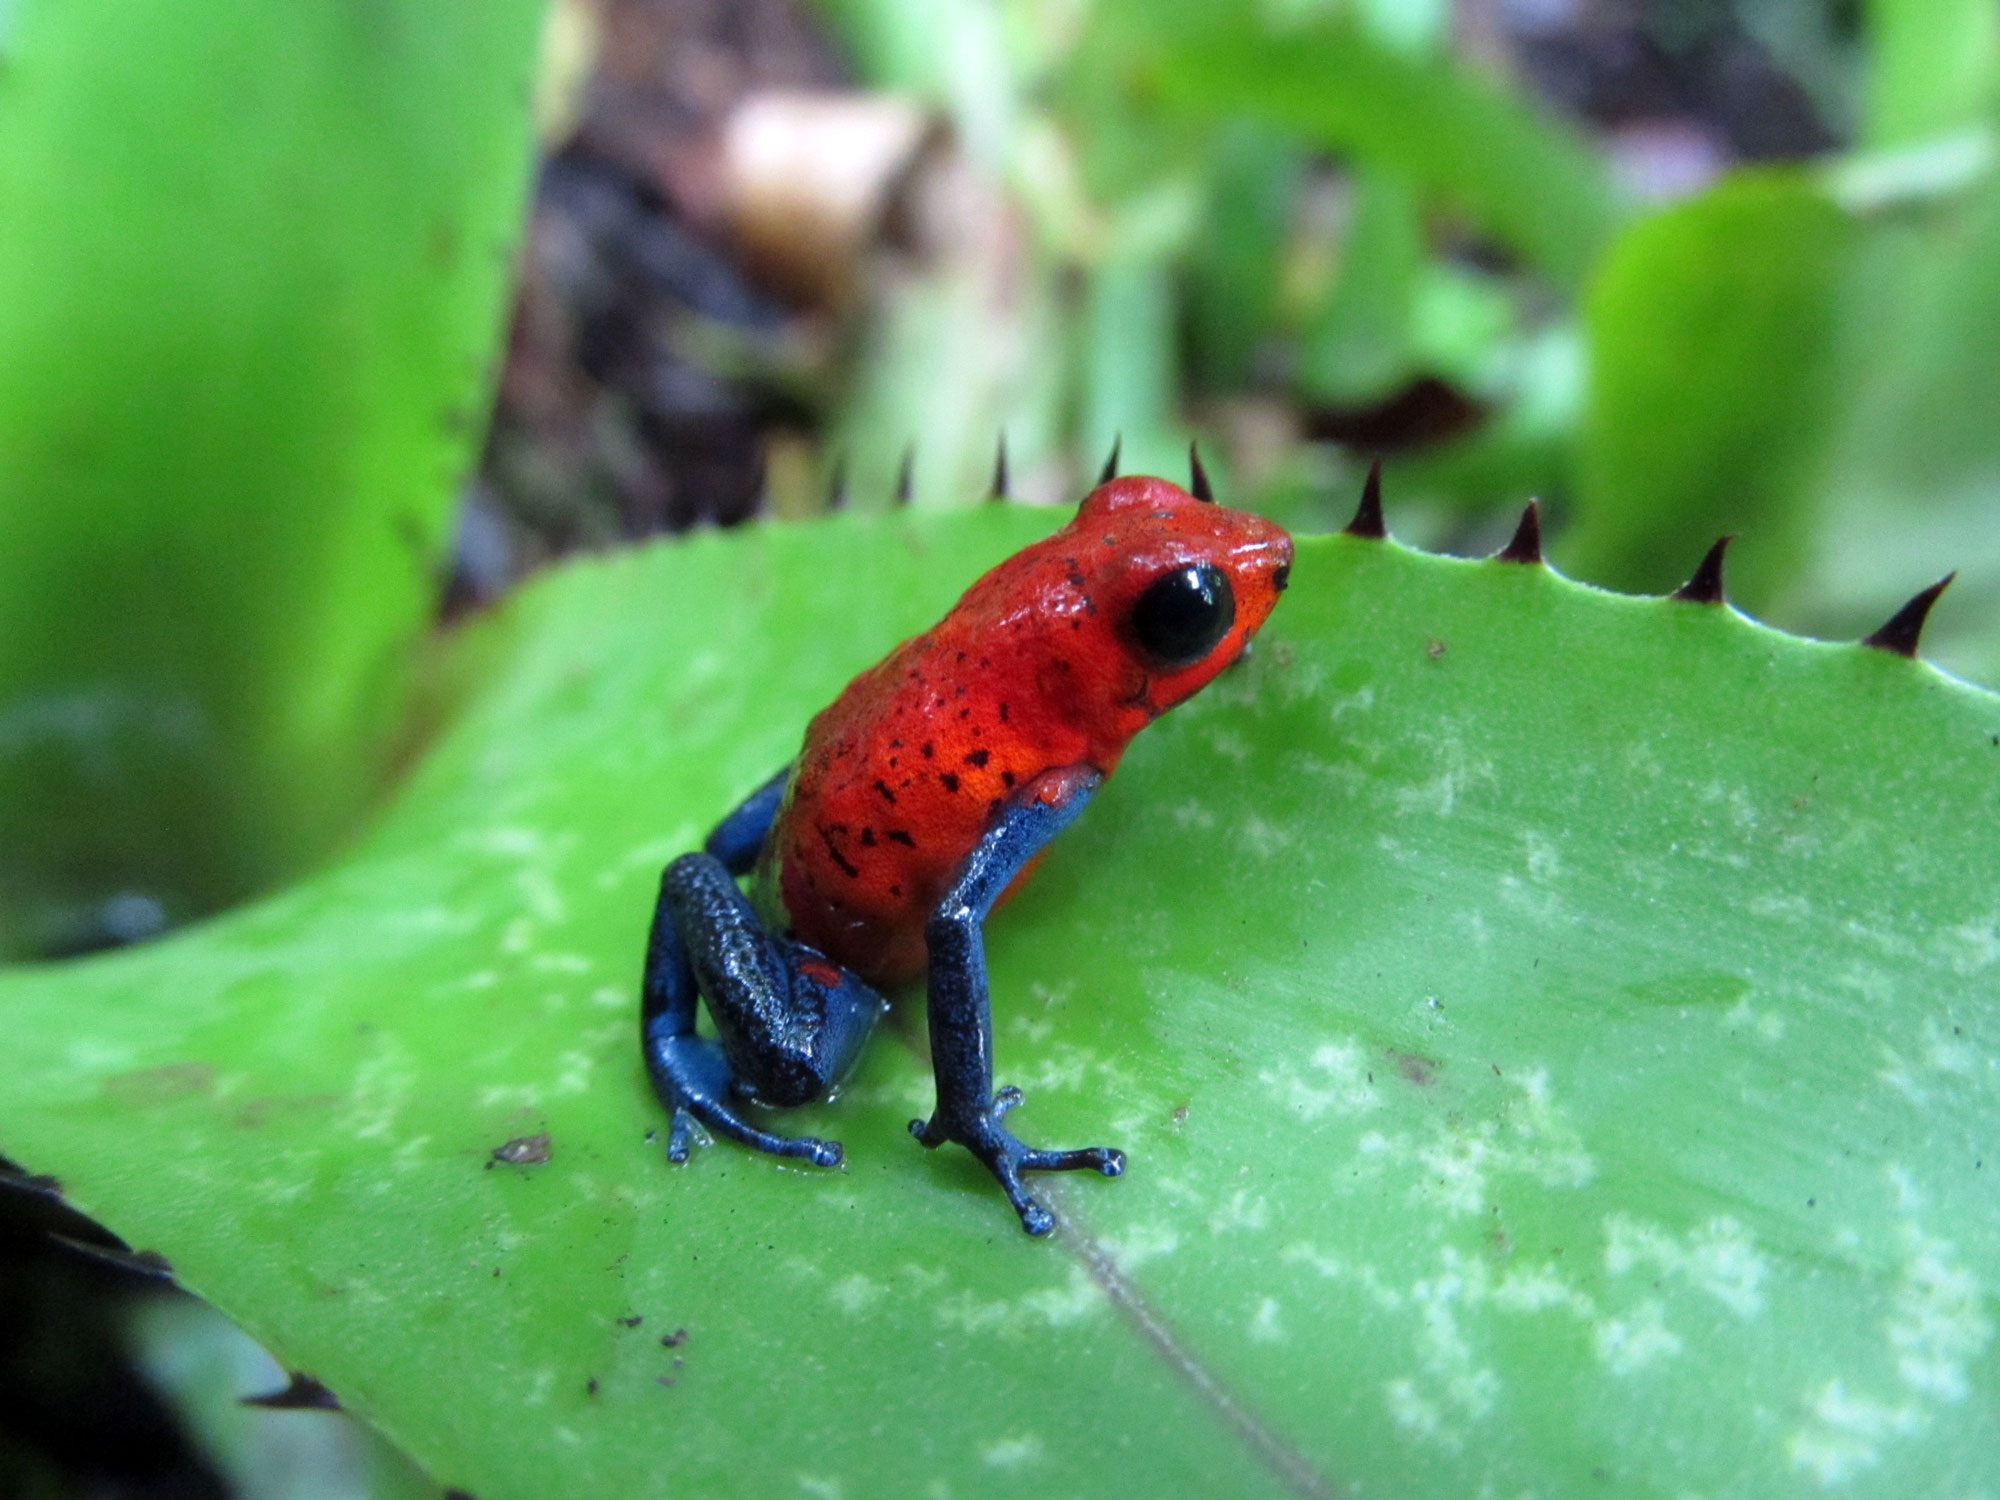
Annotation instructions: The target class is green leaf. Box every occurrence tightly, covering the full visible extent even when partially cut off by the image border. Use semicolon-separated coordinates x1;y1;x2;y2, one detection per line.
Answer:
1783;163;2000;685
1297;168;1425;407
1132;6;1624;290
1565;172;1858;600
3;509;1997;1496
0;0;546;956
1185;121;1305;394
1864;0;2000;147
1565;153;2000;687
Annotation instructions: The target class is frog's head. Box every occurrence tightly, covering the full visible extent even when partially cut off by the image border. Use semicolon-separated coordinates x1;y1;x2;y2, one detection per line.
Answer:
1067;472;1294;719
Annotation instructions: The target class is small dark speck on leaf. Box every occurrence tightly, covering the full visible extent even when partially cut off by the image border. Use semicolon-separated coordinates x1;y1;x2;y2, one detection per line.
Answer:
587;1378;599;1396
491;1132;552;1166
1425;637;1446;660
445;1490;480;1500
1807;1198;1816;1208
618;1314;643;1328
657;1376;677;1388
662;1327;688;1348
1171;1104;1189;1126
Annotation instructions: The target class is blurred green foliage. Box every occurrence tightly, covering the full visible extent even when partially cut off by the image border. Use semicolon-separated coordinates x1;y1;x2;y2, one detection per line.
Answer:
809;0;2000;679
0;0;546;958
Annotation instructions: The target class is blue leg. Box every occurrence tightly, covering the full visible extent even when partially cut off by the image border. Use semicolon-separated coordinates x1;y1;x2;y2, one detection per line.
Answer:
641;767;884;1168
703;764;791;876
909;768;1124;1236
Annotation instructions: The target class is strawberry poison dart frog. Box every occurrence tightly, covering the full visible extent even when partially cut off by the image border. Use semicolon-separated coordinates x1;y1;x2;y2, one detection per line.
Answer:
640;462;1293;1234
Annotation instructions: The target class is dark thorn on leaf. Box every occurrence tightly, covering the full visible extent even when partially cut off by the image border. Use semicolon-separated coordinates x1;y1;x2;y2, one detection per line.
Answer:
989;431;1009;501
1188;441;1215;503
1863;573;1956;657
0;1165;63;1202
1496;500;1543;564
894;444;915;507
46;1234;175;1281
825;453;848;513
1344;460;1386;539
1672;536;1734;604
242;1372;343;1411
1096;434;1121;488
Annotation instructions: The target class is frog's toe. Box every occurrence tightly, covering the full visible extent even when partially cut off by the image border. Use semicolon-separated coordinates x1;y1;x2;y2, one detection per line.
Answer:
801;1137;845;1168
666;1107;697;1163
1021;1144;1124;1177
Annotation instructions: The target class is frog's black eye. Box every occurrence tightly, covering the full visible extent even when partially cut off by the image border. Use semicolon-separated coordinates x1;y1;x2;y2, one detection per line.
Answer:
1130;564;1235;668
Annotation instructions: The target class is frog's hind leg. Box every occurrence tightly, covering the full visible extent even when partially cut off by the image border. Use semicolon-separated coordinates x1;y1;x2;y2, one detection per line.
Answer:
641;852;883;1169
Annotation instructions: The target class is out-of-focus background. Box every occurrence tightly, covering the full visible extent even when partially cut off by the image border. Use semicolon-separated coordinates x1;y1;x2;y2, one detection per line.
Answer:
3;0;1997;1492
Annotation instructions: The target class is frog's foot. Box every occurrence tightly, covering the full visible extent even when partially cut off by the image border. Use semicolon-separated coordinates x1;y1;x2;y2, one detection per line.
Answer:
909;1086;1125;1236
649;1032;844;1169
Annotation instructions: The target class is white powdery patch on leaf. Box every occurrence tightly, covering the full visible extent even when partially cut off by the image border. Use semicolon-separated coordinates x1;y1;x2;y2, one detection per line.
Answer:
1603;1213;1769;1319
827;1273;887;1316
1888;1225;1992;1402
1102;1220;1181;1274
931;1266;1105;1336
979;1434;1045;1469
1248;1296;1286;1343
1786;1381;1920;1486
1259;1036;1380;1122
1940;914;2000;976
1382;1250;1503;1448
1782;1185;1994;1483
1593;1298;1684;1375
1406;1067;1594;1217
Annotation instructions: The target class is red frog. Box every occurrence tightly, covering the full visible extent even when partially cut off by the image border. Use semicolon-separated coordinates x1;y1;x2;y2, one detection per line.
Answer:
640;463;1293;1234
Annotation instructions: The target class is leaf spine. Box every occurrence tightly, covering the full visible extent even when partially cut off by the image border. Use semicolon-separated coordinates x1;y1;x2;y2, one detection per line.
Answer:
1188;441;1215;502
1096;434;1122;488
1496;500;1543;564
1672;536;1734;604
1863;573;1955;657
1344;459;1386;539
988;431;1009;501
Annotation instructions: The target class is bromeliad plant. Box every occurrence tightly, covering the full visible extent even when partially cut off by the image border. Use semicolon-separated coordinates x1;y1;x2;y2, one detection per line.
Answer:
2;482;1994;1499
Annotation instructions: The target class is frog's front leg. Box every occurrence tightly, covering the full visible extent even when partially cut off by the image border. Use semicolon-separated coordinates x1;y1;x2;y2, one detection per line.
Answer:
642;770;885;1169
909;766;1125;1236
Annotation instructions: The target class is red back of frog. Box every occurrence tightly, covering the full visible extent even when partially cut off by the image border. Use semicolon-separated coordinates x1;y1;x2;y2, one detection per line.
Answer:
762;476;1294;985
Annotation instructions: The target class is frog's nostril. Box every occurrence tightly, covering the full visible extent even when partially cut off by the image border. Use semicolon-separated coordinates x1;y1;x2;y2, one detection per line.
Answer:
1272;563;1291;593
